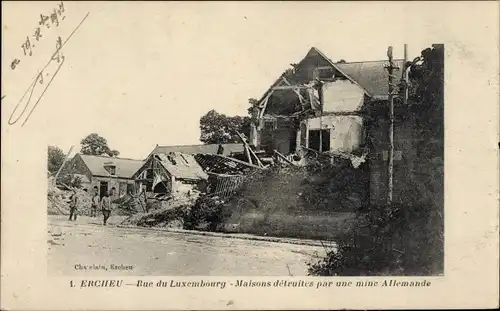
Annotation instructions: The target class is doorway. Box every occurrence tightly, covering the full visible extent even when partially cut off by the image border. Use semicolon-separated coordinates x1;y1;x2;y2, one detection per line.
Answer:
289;128;297;154
99;181;108;198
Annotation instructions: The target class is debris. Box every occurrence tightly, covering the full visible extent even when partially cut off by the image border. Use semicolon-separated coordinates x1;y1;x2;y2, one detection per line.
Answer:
120;190;201;227
47;177;95;216
195;153;264;175
301;146;368;169
236;131;264;168
274;149;297;167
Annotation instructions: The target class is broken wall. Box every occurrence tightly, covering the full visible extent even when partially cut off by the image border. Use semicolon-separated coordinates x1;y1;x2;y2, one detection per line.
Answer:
171;178;196;196
322;80;365;113
259;117;298;155
292;48;336;83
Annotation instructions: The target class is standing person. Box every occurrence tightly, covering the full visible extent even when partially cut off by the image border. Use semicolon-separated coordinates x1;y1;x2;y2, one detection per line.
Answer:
110;186;119;214
68;189;79;221
91;188;100;217
101;190;111;226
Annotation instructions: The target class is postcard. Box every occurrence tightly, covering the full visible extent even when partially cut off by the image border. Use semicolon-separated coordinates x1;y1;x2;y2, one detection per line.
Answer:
1;1;498;310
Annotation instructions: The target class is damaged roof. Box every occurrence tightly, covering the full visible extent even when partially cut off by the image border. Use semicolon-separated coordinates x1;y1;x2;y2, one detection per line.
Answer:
155;153;208;180
194;153;263;175
336;60;404;99
148;143;245;159
78;154;145;179
256;47;404;105
312;47;404;98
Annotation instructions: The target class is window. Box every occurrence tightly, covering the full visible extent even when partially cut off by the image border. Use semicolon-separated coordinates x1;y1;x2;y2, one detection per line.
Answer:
289;128;297;154
262;119;277;132
104;165;116;175
167;155;177;165
308;129;330;152
180;154;189;165
127;183;135;194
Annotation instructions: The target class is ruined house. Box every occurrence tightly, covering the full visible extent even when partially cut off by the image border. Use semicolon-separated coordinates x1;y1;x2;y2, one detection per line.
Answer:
142;143;261;199
63;154;145;197
133;152;208;197
250;47;403;159
251;45;443;208
249;47;409;207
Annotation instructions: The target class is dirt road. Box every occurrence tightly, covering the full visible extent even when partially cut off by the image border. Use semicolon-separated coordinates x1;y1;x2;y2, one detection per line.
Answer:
47;215;327;276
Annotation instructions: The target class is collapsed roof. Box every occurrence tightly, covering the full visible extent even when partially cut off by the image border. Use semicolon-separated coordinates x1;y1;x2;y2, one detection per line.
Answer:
147;143;245;159
194;153;263;175
154;153;208;181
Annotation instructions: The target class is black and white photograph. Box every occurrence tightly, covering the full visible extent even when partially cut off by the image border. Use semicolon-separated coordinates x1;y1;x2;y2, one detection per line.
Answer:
39;2;445;278
1;1;498;310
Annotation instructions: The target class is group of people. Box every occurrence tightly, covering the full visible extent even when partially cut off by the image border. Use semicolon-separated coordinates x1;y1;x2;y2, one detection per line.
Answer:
68;186;116;226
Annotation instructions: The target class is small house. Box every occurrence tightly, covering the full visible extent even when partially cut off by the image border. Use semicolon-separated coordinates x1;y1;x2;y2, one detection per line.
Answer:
133;152;209;197
63;154;145;197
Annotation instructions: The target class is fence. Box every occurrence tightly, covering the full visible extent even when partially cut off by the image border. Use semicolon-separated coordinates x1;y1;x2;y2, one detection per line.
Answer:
208;173;247;199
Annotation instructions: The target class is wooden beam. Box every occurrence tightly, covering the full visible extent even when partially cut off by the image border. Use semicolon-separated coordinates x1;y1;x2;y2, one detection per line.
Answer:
244;144;253;165
386;46;399;206
274;150;296;166
248;146;264;168
236;131;264;168
54;145;74;185
402;44;409;106
272;85;314;90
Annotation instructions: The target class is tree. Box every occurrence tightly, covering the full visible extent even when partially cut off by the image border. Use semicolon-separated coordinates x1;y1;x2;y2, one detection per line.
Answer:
80;133;120;157
407;44;444;138
336;59;347;64
199;110;251;144
247;98;260;115
48;145;66;175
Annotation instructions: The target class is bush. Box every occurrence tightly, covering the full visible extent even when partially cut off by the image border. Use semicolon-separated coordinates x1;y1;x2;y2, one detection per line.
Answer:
183;196;228;231
307;201;443;276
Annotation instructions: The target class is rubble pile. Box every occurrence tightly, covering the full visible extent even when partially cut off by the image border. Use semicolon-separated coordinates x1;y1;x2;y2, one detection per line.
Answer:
75;189;93;215
112;194;147;216
47;179;93;215
47;181;70;215
120;191;201;228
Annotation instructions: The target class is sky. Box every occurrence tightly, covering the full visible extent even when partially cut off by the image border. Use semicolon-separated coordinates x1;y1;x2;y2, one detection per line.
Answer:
1;1;495;159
